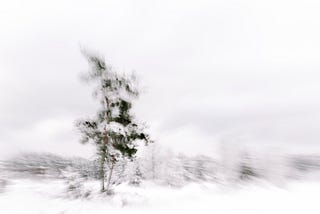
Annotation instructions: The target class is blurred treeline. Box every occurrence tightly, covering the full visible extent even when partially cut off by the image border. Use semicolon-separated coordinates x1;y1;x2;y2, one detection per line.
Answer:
1;145;320;186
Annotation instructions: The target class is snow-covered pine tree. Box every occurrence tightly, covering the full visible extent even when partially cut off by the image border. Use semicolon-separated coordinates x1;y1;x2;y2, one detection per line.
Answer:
76;49;151;193
140;142;160;180
128;158;144;186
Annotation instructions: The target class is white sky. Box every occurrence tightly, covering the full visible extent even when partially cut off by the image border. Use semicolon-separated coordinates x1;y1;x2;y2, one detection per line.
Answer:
1;0;320;159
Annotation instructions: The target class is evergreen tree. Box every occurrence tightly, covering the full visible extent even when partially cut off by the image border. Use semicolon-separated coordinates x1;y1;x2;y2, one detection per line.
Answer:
76;49;151;193
129;162;144;186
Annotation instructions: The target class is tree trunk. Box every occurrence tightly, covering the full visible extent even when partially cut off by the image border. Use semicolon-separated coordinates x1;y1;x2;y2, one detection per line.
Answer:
100;96;110;193
100;148;106;192
105;162;115;194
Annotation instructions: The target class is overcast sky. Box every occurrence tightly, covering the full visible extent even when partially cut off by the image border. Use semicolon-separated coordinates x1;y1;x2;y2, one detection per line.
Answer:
1;0;320;159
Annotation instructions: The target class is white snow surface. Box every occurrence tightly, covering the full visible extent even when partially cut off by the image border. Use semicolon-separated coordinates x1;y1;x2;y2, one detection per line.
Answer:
0;179;318;214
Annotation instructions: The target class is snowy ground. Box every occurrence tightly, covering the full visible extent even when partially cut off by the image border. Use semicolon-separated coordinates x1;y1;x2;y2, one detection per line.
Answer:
0;178;319;214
